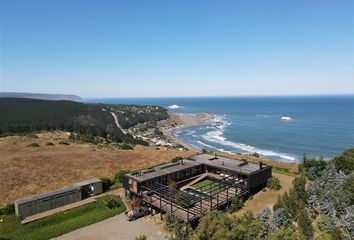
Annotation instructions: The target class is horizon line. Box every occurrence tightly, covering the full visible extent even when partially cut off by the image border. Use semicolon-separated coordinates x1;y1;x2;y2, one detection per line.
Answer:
84;93;354;99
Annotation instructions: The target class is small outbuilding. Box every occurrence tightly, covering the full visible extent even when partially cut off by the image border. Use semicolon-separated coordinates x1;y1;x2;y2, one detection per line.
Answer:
15;178;103;219
15;186;81;219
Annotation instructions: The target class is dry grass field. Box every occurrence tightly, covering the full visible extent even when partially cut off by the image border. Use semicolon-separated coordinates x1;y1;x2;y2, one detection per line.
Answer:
0;132;196;205
236;172;295;216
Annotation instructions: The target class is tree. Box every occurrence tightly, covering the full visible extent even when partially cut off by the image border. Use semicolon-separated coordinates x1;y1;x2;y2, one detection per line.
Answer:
297;210;314;240
333;148;354;175
193;210;232;240
293;175;306;203
113;169;130;184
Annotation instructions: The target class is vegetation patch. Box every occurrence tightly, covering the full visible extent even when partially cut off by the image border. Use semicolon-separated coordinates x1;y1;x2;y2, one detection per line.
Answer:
0;203;15;216
0;195;125;240
228;196;244;213
170;156;183;163
27;143;40;147
45;142;55;146
267;177;281;191
119;143;134;150
191;178;224;195
58;141;70;145
272;166;297;176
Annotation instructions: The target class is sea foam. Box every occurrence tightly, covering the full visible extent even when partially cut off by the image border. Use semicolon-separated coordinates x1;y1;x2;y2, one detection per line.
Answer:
168;104;180;109
202;129;296;162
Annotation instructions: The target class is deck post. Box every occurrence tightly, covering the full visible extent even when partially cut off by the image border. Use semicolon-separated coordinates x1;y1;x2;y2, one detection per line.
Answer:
187;207;189;222
226;187;229;202
170;199;173;214
210;195;212;209
159;193;162;220
200;200;203;215
149;189;153;216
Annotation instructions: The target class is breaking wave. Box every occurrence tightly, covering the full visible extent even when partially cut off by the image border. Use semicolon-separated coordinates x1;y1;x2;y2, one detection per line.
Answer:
197;140;216;149
202;129;296;162
168;104;180;109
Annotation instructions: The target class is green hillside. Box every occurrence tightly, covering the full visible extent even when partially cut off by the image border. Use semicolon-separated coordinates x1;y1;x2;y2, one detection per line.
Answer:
0;98;168;145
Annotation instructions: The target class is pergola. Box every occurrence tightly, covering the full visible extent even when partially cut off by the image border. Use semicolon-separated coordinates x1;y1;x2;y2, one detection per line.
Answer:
140;174;248;222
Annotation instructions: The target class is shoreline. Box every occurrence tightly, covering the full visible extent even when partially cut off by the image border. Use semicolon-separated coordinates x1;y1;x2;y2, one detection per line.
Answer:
164;112;298;172
163;112;223;152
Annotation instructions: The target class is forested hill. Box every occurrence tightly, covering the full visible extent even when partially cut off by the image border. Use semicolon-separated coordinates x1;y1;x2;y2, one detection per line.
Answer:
0;92;82;102
0;98;168;144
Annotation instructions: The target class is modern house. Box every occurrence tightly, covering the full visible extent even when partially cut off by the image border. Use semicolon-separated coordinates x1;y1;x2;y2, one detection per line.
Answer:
123;154;272;222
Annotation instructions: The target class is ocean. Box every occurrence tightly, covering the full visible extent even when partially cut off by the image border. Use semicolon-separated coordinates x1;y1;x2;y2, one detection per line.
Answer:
85;96;354;162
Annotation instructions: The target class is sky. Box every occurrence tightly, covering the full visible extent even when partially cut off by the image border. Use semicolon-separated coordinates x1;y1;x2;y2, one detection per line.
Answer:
0;0;353;98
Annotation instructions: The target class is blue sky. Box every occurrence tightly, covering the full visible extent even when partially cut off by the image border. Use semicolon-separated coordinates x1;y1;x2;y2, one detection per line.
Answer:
1;0;353;98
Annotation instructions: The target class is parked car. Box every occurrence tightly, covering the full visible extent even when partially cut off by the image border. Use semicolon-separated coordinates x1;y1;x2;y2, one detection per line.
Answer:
124;206;150;221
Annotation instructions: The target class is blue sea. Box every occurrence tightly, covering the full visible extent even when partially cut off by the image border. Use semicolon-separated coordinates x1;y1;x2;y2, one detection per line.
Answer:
85;96;354;162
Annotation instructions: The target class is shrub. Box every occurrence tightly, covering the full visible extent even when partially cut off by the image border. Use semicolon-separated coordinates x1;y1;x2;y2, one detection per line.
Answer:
170;156;183;163
135;235;147;240
26;133;38;138
113;169;129;184
46;142;55;146
331;227;346;240
229;196;244;213
119;143;133;150
201;149;208;154
100;177;113;192
104;197;120;209
27;143;40;147
251;152;260;157
333;148;354;175
0;203;15;215
267;177;281;191
59;141;70;145
165;214;193;240
270;226;300;240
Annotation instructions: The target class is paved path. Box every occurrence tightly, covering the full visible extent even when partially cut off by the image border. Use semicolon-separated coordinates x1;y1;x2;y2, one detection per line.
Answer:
53;214;168;240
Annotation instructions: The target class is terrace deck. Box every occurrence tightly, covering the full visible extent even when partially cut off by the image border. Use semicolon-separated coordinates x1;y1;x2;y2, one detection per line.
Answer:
141;176;248;222
142;187;240;222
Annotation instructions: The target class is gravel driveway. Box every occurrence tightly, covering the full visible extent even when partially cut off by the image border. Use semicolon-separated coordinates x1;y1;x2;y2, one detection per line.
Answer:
53;214;168;240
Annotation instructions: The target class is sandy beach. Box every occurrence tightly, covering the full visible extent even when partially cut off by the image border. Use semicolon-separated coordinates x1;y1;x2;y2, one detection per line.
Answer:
163;112;222;151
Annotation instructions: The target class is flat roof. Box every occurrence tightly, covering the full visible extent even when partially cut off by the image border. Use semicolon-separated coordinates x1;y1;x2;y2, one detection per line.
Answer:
15;186;79;205
127;160;202;182
126;154;265;182
73;178;102;187
190;154;262;174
